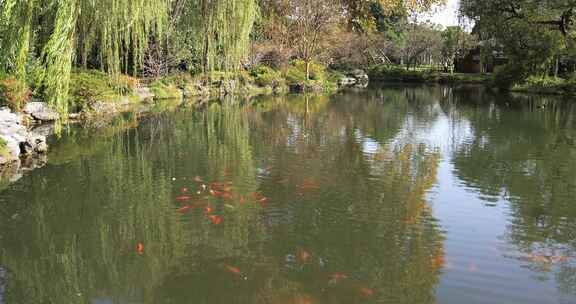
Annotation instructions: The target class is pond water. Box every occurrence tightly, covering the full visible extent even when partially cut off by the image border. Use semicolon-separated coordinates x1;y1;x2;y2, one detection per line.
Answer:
0;85;575;304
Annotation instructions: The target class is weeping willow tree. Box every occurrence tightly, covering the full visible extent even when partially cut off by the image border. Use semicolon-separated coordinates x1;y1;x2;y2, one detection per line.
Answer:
180;0;258;72
0;0;257;116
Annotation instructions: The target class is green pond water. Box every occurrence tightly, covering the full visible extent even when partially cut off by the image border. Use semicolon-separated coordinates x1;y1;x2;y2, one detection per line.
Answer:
0;85;575;304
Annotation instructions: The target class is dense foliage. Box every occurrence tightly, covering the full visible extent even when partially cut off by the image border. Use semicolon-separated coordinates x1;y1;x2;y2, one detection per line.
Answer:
0;0;453;116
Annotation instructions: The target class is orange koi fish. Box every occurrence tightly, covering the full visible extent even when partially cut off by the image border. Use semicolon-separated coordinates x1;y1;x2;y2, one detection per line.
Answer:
297;248;311;264
136;243;144;255
204;205;214;214
329;272;348;283
209;215;223;225
224;264;242;275
177;205;193;213
175;195;192;202
239;196;247;204
358;287;374;297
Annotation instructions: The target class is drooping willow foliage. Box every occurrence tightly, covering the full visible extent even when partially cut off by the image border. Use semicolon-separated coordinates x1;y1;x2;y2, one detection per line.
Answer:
0;0;257;115
180;0;258;72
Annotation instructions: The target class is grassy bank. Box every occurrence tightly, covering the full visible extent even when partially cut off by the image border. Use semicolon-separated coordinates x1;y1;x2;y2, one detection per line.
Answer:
368;65;491;84
511;76;576;96
0;137;10;161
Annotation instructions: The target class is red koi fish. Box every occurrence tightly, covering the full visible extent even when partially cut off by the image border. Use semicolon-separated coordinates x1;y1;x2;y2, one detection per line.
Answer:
204;205;214;214
176;195;192;202
177;205;193;213
224;264;242;275
136;242;144;255
358;287;374;297
258;197;269;208
221;192;233;201
209;189;223;198
209;215;223;225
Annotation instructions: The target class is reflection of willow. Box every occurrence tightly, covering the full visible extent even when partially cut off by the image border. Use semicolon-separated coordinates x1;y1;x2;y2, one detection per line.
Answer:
243;93;444;304
0;128;187;303
447;89;576;294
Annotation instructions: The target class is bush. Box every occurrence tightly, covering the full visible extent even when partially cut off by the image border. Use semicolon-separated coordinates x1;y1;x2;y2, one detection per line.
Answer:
149;79;182;100
493;63;527;90
250;65;284;87
285;60;327;84
368;65;428;82
69;70;120;111
0;76;32;110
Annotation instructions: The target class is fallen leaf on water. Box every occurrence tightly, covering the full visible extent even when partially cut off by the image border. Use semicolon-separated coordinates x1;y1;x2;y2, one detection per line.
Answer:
136;243;144;255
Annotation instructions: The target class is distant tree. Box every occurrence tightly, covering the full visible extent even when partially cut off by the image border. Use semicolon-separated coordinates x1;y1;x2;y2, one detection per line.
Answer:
441;26;476;73
288;0;342;80
402;23;443;70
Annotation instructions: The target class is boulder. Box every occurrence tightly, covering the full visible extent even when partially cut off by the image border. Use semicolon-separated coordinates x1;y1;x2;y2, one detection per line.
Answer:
349;69;369;88
23;102;60;121
338;77;357;87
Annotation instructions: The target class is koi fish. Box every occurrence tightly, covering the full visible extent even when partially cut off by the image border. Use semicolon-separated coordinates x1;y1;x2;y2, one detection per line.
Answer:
209;189;223;198
176;195;192;202
358;287;374;297
224;265;242;275
204;205;214;214
177;205;193;213
258;197;269;208
297;248;311;264
136;243;144;255
329;272;348;283
239;196;247;204
209;215;222;225
430;254;445;269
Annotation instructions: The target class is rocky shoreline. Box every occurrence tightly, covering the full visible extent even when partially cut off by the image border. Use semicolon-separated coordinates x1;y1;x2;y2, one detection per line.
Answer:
0;70;369;186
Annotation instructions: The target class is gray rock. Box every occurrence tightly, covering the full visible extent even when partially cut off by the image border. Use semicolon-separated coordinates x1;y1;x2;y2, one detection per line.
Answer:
349;69;369;88
338;77;358;87
23;102;60;121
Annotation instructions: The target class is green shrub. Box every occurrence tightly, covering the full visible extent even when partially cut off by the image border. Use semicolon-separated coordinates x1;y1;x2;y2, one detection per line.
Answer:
69;70;119;111
0;76;32;110
149;79;182;99
0;137;9;159
285;60;327;84
250;65;283;87
493;63;527;90
368;65;428;82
